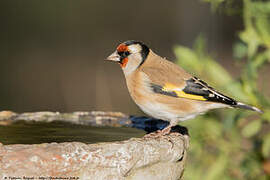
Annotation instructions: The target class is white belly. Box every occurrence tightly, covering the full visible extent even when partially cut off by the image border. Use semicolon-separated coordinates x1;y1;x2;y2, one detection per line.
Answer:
137;101;199;123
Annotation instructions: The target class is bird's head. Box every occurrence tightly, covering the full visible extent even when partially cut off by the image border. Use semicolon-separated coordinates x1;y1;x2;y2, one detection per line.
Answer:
106;40;150;75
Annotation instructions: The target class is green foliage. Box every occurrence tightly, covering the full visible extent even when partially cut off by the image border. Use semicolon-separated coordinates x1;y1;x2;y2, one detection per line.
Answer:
203;0;242;15
174;0;270;179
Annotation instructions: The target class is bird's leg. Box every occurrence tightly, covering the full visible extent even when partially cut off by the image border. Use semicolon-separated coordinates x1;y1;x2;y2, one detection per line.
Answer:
143;123;175;149
144;123;174;138
159;124;173;135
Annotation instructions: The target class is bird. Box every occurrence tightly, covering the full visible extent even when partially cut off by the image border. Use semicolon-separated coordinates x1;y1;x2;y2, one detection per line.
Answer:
106;40;263;136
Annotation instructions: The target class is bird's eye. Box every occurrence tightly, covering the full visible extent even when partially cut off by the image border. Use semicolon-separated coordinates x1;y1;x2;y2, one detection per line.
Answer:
123;51;130;57
118;51;130;58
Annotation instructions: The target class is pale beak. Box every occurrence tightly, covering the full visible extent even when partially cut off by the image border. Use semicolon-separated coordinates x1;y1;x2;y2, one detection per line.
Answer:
106;51;120;62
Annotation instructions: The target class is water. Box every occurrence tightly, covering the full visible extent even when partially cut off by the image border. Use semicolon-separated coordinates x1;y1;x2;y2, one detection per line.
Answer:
0;121;145;145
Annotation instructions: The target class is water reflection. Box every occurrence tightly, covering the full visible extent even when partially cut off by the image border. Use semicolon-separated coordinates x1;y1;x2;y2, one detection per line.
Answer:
0;121;145;145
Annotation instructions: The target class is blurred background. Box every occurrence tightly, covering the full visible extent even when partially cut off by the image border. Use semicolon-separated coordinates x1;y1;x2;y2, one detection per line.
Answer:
0;0;246;114
1;1;270;179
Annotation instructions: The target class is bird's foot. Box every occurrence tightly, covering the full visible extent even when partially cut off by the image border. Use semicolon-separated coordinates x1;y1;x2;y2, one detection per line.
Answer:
143;125;175;149
144;125;172;138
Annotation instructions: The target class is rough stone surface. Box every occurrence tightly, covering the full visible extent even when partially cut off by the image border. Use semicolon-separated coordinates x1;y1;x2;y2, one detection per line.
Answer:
0;133;189;180
0;111;130;126
0;111;189;180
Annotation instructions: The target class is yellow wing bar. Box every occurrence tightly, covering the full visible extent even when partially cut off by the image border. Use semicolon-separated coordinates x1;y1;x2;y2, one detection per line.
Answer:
162;83;206;101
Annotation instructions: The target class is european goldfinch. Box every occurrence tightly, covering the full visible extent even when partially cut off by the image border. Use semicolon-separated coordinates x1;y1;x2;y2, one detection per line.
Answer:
106;40;263;135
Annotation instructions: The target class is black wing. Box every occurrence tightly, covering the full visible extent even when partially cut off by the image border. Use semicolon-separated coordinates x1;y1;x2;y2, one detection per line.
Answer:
151;77;237;106
183;77;237;105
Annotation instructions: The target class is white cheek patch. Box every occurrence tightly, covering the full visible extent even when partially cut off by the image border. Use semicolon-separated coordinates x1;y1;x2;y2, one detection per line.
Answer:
122;53;143;75
128;44;142;54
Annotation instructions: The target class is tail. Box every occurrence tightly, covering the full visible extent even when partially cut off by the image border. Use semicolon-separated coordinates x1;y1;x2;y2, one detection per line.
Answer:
233;102;263;113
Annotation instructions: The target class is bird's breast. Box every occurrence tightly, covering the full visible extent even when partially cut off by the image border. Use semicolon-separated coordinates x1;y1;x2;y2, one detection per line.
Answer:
125;72;184;121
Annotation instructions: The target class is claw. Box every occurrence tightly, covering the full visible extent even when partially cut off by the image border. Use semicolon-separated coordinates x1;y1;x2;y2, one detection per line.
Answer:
144;124;173;138
143;125;175;149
